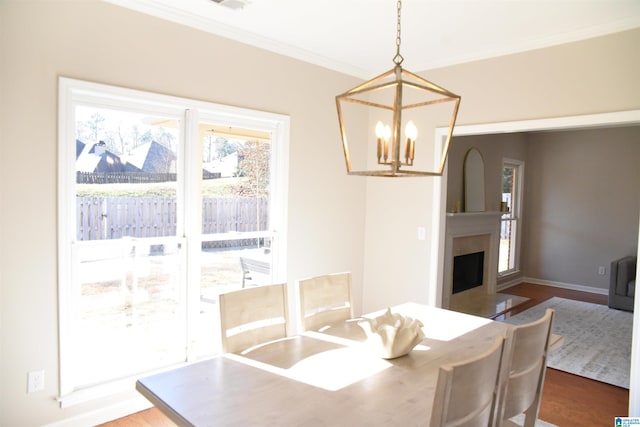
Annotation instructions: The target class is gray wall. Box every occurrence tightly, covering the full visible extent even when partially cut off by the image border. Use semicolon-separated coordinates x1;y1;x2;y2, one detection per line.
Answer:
447;126;640;292
447;133;528;214
523;126;640;291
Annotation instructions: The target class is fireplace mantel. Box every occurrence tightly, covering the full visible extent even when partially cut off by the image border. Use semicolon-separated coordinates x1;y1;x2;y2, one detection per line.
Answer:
442;212;502;309
446;211;504;218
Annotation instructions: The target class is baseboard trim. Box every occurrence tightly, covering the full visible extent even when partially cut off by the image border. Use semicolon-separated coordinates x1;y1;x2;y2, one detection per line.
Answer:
497;275;524;290
44;395;152;427
499;276;608;296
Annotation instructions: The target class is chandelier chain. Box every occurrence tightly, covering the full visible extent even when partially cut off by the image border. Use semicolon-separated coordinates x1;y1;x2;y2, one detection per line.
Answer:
393;0;404;65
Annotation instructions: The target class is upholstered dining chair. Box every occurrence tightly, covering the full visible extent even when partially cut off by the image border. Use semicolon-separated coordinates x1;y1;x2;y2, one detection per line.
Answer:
430;335;508;427
218;283;288;354
298;272;353;332
495;308;554;427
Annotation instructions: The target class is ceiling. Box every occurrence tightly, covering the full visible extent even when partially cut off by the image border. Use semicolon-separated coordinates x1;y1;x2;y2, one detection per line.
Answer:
105;0;640;79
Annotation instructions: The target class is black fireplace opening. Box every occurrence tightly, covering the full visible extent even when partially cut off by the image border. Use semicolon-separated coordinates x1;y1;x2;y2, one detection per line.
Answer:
453;251;484;294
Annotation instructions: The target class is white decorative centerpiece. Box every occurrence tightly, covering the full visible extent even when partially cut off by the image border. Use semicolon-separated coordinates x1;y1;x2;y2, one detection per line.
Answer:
358;308;425;359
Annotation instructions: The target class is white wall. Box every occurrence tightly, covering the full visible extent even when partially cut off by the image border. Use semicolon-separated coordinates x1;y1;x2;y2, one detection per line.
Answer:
0;2;366;425
2;1;640;424
363;27;640;313
363;29;640;310
361;27;640;417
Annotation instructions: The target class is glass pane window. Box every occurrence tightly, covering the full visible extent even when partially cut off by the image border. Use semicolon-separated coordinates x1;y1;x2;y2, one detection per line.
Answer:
69;105;186;391
58;78;289;404
196;239;274;358
75;106;179;240
195;123;276;359
74;240;185;387
499;160;523;275
200;126;271;235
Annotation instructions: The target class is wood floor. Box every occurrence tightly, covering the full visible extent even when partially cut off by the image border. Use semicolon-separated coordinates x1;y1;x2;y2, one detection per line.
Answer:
101;283;630;427
499;283;630;426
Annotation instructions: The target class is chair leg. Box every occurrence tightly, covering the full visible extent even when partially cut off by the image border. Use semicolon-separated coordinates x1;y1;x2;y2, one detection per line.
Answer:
522;370;546;427
523;411;536;427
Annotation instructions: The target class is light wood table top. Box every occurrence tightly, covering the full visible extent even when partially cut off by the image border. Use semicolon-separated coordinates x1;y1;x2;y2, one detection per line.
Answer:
136;303;511;426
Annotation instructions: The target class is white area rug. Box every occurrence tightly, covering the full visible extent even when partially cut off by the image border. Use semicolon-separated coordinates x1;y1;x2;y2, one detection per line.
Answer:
502;297;632;389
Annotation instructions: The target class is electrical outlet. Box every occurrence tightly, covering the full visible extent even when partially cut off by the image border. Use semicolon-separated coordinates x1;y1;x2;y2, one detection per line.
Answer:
598;266;606;276
27;370;45;393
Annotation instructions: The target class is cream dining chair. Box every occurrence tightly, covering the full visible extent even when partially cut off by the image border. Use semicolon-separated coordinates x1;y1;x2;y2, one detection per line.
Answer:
430;335;508;427
298;272;353;332
218;283;288;354
495;308;554;427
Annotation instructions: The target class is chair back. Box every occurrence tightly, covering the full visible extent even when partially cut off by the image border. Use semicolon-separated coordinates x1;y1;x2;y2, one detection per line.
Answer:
219;283;288;354
496;308;554;427
430;335;507;427
298;272;353;331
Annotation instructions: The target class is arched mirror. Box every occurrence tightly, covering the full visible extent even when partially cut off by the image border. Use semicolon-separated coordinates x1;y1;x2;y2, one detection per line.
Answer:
464;148;485;212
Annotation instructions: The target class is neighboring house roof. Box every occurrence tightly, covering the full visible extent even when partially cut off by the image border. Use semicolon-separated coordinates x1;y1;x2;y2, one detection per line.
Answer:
76;139;85;159
75;140;128;173
76;139;178;174
125;141;176;173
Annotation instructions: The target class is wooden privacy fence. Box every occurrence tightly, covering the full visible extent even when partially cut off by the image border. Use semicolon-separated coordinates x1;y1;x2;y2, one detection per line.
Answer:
76;171;221;184
77;197;268;245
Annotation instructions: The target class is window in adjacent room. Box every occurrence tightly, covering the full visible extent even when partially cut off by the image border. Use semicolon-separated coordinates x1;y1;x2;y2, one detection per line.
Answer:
57;78;289;405
499;158;524;276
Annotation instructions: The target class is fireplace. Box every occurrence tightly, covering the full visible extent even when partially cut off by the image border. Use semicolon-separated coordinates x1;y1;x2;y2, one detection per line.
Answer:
442;212;502;308
453;251;485;294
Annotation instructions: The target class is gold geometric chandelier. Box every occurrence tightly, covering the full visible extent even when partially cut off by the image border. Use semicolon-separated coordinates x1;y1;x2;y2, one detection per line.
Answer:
336;0;461;177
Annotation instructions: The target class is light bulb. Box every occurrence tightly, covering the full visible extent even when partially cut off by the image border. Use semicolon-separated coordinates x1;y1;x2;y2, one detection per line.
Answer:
383;124;391;141
405;120;418;141
375;121;385;138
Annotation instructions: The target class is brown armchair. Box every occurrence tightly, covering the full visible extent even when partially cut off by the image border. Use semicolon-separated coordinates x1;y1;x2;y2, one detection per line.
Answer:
609;256;636;312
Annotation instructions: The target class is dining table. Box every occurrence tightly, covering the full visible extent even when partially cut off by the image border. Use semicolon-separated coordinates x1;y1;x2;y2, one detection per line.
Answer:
136;302;514;426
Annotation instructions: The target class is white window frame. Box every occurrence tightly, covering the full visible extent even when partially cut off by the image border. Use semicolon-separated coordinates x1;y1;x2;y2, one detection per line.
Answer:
57;77;289;406
499;158;524;276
